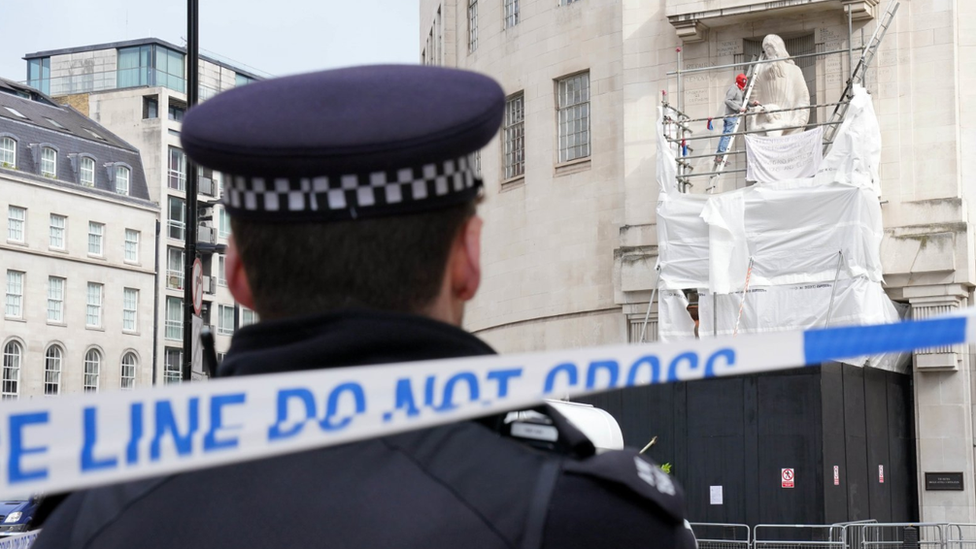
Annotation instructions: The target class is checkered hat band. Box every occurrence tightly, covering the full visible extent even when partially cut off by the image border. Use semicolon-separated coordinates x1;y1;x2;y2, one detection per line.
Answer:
221;154;480;217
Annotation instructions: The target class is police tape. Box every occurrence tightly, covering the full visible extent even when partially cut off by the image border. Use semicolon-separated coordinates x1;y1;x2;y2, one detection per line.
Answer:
0;531;39;549
0;311;970;498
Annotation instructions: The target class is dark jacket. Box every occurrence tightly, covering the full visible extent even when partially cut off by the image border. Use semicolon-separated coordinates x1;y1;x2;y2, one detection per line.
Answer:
33;310;694;549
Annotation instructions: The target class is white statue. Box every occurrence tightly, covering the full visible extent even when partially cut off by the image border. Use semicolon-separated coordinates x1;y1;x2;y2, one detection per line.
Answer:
749;34;811;136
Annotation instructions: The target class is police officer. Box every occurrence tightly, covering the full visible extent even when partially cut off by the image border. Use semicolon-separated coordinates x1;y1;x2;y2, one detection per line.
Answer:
33;65;696;549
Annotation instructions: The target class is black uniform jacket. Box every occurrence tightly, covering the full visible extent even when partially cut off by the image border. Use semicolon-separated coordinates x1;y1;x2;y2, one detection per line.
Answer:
33;310;695;549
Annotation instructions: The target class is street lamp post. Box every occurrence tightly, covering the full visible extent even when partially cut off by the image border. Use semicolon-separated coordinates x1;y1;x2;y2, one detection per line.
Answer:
182;0;200;381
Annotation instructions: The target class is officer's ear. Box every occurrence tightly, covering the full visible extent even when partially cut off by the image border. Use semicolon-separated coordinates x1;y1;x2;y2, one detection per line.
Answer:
226;236;257;311
450;214;482;302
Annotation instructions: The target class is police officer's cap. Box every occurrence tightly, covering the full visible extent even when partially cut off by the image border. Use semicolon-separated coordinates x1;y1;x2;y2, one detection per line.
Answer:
181;65;504;222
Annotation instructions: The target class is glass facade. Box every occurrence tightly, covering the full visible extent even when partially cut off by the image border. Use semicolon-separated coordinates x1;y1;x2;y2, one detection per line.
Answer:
117;44;185;93
27;57;50;95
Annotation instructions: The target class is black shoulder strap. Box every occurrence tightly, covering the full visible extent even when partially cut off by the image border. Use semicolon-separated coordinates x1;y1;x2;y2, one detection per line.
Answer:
521;458;561;549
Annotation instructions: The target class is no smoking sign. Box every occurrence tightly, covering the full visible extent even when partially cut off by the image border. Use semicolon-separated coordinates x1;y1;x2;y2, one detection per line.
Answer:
782;468;795;488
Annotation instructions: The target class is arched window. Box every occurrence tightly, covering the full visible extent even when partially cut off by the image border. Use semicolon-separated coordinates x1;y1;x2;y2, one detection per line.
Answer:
120;352;137;390
115;166;130;195
2;341;21;399
41;147;57;178
0;137;16;168
84;349;101;392
80;156;95;187
44;346;62;395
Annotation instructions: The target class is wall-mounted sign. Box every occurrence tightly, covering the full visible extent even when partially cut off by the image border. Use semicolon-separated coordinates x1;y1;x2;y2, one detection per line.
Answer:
710;485;723;505
879;465;885;484
782;468;795;488
925;472;964;491
833;466;840;486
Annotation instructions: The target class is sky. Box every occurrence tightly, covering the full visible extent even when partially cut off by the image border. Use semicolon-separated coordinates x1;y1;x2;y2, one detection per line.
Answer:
0;0;420;82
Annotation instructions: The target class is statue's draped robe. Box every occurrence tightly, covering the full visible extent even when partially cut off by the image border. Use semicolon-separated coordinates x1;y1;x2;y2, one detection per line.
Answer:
751;60;810;136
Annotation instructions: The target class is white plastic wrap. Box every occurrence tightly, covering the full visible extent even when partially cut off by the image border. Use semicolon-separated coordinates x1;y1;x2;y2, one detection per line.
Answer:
655;86;904;371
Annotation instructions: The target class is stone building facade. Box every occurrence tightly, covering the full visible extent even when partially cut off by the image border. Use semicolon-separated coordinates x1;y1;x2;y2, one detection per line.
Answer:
0;78;156;396
23;39;264;383
423;0;976;523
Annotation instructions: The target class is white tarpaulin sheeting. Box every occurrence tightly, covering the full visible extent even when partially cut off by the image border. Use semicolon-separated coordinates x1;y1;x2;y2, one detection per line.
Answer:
745;126;824;182
655;86;906;371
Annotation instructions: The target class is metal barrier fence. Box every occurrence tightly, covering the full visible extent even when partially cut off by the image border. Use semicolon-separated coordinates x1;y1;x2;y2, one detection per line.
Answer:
688;522;976;549
690;523;751;549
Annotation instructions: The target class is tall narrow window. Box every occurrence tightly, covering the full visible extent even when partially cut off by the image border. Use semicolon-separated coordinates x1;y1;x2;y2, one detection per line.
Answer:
504;0;519;28
504;93;525;179
120;352;137;390
167;247;185;290
169;148;186;191
123;288;138;332
218;207;231;238
7;206;25;242
0;137;15;168
88;221;104;255
86;282;103;327
80;157;95;187
218;305;235;335
557;72;591;163
44;346;62;395
124;229;139;262
115;166;130;195
49;214;66;249
5;271;24;318
468;0;479;53
41;147;57;178
164;348;182;384
47;276;65;323
84;349;101;392
217;255;227;286
165;297;183;340
168;197;186;240
2;341;21;399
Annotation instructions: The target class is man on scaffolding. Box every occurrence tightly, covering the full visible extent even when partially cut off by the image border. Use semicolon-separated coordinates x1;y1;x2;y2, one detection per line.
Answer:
715;73;751;166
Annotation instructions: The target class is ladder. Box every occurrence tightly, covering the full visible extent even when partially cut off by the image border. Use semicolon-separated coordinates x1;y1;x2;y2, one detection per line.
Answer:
705;54;763;192
822;0;900;149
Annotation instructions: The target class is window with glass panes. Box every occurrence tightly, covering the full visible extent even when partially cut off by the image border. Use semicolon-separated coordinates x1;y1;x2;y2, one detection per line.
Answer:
2;341;20;399
41;147;56;177
88;222;104;255
5;271;23;318
80;156;95;187
168;148;186;191
504;93;525;179
49;214;66;249
123;288;138;332
7;206;25;242
218;207;231;238
504;0;519;28
86;282;103;327
217;255;226;286
121;352;137;390
84;349;100;392
115;166;130;195
164;348;182;384
44;346;62;395
467;0;479;53
218;305;235;335
0;137;15;168
48;276;64;323
557;72;591;163
124;229;139;262
165;297;182;340
168;197;185;239
167;247;184;290
242;308;258;326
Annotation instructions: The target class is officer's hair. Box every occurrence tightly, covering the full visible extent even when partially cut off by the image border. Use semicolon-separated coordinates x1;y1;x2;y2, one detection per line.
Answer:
230;200;476;319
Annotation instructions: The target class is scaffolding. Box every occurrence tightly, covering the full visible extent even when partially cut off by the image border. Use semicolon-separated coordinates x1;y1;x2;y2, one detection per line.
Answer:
660;0;899;194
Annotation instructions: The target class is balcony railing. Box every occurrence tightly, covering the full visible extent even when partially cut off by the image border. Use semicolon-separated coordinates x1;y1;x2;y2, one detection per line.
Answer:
166;270;184;291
